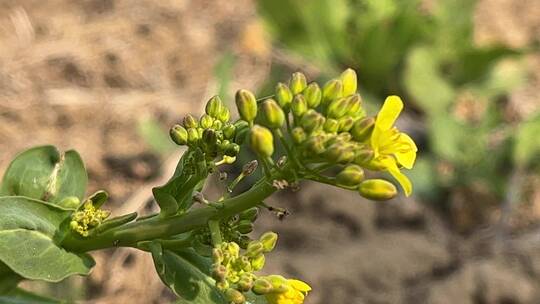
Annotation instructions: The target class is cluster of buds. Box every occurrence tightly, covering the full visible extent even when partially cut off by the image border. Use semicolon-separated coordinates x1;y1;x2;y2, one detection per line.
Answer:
211;232;289;304
235;68;417;200
69;198;110;237
169;96;243;165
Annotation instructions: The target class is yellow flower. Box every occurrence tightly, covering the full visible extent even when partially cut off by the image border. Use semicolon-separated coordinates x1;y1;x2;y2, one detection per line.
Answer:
369;95;417;196
265;278;311;304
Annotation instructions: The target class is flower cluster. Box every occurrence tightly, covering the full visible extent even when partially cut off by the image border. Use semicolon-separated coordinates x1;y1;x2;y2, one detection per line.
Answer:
211;232;310;304
237;68;417;199
69;199;110;237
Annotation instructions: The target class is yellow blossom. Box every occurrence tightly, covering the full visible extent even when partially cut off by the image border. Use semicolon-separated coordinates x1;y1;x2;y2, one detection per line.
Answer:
265;278;311;304
368;95;417;196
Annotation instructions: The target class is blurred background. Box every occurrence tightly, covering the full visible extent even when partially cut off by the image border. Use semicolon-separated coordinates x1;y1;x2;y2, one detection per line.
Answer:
1;0;540;303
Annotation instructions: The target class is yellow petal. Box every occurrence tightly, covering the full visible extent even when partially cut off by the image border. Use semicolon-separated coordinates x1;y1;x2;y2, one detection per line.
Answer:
395;133;417;169
381;158;412;196
375;96;403;131
289;279;311;293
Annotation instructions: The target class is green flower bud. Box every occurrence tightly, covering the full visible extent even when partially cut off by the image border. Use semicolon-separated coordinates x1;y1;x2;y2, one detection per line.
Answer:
212;264;227;282
322;79;343;106
289;72;307;95
200;114;214;129
205;95;223;118
291;127;307;144
197;127;204;139
300;109;325;133
187;127;199;144
59;196;80;209
252;278;273;295
169;125;188;146
225;242;240;257
183;114;198;129
291;94;308;118
246;241;264;257
223;124;236;139
304;134;326;154
217;281;229;291
202;128;218;146
337;116;354;132
238;275;254;292
325;144;355;164
351;117;374;142
304;82;322;108
260;99;285;129
275;82;293;111
218;106;230;123
353;148;374;165
324;118;339;133
259;231;278;252
336;165;365;187
235;89;258;123
358;179;397;201
212;119;223;130
337;132;352;142
327;97;349;119
249;125;274;157
236;220;254;234
345;94;362;115
267;275;290;293
340;68;357;96
225;288;245;304
212;248;224;264
239;207;259;222
223;143;240;157
250;254;266;271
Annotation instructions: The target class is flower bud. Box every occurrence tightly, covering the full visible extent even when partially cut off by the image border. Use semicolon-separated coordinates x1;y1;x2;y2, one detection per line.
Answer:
223;143;240;157
275;82;293;111
250;254;266;271
324;118;339;133
267;275;290;293
327;97;349;119
358;179;397;201
249;125;274;157
212;264;227;282
238;274;254;292
304;135;326;154
205;95;223;118
325;144;355;164
223;123;236;139
353;148;374;165
252;278;273;295
246;240;264;257
187;127;199;144
351;117;375;141
170;124;189;146
345;94;362;115
337;116;354;132
291;94;308;118
202;128;218;146
290;72;307;95
304;82;322;108
340;68;357;96
239;207;259;222
336;165;365;187
259;231;278;252
218;106;230;123
59;196;80;209
236;220;254;234
300;109;325;133
212;119;223;130
225;288;245;304
183;114;198;129
322;79;343;106
260;99;285;129
235;89;258;122
212;248;224;263
200;114;214;129
291;127;307;144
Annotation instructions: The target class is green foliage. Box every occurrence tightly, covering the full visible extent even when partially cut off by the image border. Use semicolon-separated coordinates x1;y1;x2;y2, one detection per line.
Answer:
0;288;63;304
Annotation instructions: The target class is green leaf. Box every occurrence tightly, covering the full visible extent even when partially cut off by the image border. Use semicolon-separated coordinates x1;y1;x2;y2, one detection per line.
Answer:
150;243;226;304
0;288;64;304
404;47;456;114
0;146;88;206
0;197;94;282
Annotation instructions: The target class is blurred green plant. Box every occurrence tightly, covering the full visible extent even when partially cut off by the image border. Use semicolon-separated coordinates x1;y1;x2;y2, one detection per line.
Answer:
258;0;539;225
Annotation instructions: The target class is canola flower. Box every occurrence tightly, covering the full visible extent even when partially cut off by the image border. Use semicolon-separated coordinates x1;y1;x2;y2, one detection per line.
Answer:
263;277;311;304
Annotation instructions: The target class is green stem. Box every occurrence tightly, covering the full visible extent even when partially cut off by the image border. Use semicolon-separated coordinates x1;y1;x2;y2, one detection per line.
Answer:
62;178;277;252
208;220;222;246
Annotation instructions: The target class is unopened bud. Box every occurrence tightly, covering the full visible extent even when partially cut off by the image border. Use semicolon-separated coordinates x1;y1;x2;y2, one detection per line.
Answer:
238;275;254;292
353;148;374;165
246;241;264;257
324;118;339;133
235;89;258;122
275;82;293;111
240;207;259;222
304;82;322;108
252;278;273;295
325;144;355;164
358;179;397;201
223;143;240;157
218;106;230;123
249;125;274;157
304;135;326;154
290;72;307;95
200;114;214;129
340;68;357;96
345;94;362;115
327;97;349;119
212;119;223;130
241;160;258;176
212;248;224;263
336;165;365;187
291;94;308;118
337;116;354;132
170;125;188;145
212;264;228;282
291;127;307;144
187;128;199;144
236;220;254;234
261;99;285;129
300;109;325;133
322;79;343;106
183;114;198;129
267;275;290;293
259;231;278;252
223;124;236;139
351;117;375;141
202;128;218;146
225;288;245;304
205;95;223;118
250;254;266;271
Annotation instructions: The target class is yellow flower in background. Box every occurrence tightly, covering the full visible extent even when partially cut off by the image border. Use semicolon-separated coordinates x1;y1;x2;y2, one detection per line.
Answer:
265;278;311;304
369;95;417;196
